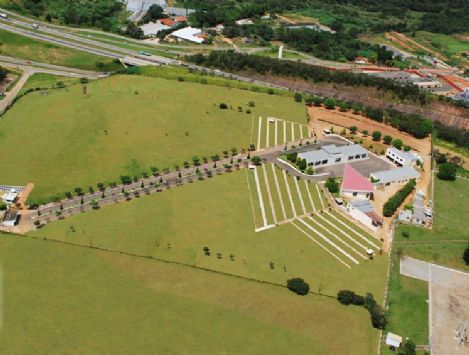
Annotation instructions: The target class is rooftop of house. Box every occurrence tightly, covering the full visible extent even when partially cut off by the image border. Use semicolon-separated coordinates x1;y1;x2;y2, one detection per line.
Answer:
370;166;420;184
387;147;419;161
350;199;382;224
342;164;374;193
298;144;368;162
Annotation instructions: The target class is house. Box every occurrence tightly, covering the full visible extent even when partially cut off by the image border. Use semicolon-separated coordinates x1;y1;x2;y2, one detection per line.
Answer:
346;200;382;231
164;6;195;17
370;166;420;186
341;164;374;200
2;189;18;204
159;18;175;27
174;16;188;23
386;147;421;166
298;144;369;168
1;208;18;227
140;21;170;36
385;332;402;349
235;19;254;25
355;56;367;65
171;27;205;43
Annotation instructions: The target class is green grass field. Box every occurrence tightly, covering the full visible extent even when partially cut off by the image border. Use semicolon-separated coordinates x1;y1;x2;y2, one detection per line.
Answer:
0;235;381;355
18;73;79;95
0;74;305;203
0;29;121;71
395;178;469;270
31;169;388;299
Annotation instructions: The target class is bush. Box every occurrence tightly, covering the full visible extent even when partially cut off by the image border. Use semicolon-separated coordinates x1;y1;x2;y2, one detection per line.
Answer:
349;126;358;134
325;178;339;193
298;158;307;171
463;244;469;265
324;98;336;109
383;179;416;217
392;139;403;150
294;92;302;102
398;339;416;355
383;135;393;145
437;163;457;181
372;131;382;141
248;101;255;107
219;103;228;109
286;152;298;163
287;277;310;295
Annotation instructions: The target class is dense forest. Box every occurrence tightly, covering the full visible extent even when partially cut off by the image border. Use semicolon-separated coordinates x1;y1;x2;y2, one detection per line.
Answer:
4;0;123;30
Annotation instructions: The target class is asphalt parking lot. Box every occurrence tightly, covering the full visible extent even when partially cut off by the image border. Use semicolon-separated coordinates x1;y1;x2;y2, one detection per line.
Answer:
315;154;393;178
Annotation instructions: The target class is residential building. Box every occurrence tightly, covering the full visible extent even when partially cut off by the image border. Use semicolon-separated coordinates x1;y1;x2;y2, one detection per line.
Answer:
298;144;369;168
341;164;374;200
370;166;419;186
346;200;382;231
164;6;195;17
2;189;18;204
235;19;254;25
354;56;367;65
1;208;18;227
171;27;205;43
386;147;420;166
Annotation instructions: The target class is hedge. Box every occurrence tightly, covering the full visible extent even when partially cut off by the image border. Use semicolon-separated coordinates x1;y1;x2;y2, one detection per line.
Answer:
383;179;416;217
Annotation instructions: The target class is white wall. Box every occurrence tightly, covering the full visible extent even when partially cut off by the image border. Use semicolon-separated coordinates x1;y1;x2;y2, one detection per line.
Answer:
346;205;378;232
342;190;370;200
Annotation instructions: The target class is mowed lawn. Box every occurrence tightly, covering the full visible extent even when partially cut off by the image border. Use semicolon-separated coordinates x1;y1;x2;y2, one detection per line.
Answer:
0;236;379;355
32;170;388;299
395;178;469;270
0;30;120;71
0;75;306;202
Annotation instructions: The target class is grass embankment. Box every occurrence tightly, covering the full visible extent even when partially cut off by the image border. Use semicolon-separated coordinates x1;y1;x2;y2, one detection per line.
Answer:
395;177;469;271
0;234;379;355
31;170;388;300
18;73;79;95
0;29;121;71
0;74;304;202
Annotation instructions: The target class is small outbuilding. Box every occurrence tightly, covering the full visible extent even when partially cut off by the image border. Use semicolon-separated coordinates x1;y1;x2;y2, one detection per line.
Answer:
346;199;382;231
2;189;18;204
386;147;421;167
385;332;402;349
341;164;374;200
1;208;18;227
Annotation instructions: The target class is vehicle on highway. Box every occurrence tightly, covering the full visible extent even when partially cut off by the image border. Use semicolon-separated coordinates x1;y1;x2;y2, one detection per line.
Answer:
32;23;39;29
0;13;8;19
138;51;151;56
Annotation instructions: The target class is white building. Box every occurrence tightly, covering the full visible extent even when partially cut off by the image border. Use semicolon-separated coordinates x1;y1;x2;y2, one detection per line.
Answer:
386;147;421;166
346;200;382;232
341;164;374;200
2;189;18;204
235;19;254;25
1;209;18;227
370;166;419;186
171;27;204;43
385;332;402;349
298;144;369;168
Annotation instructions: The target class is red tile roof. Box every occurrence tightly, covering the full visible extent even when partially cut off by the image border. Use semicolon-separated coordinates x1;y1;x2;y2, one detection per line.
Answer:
159;18;175;26
342;164;374;193
174;16;187;23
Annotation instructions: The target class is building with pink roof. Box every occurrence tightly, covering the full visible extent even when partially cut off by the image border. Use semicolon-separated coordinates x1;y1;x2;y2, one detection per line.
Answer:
341;164;374;200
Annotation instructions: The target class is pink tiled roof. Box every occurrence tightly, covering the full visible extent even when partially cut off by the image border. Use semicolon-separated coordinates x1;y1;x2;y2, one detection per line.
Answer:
342;164;374;193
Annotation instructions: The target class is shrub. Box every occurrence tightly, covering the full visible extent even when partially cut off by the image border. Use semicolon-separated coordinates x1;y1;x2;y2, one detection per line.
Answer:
251;156;262;165
337;290;355;305
383;179;416;217
349;126;358;134
324;98;336;109
383;135;393;145
437;163;457;181
392;139;403;150
325;178;339;193
372;131;382;141
286;152;298;163
463;244;469;265
294;92;302;102
287;277;310;295
248;101;255;107
298;158;307;171
403;145;411;152
219;103;228;109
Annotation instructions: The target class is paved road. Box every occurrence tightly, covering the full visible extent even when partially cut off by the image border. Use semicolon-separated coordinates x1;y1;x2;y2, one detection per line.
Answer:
0;56;108;113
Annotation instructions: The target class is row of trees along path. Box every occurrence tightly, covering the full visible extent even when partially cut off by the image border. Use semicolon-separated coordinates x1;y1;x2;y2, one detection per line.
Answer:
32;153;256;227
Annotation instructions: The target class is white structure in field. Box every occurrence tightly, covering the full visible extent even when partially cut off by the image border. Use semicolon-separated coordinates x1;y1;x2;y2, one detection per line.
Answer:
341;164;374;200
278;45;284;59
385;332;402;349
386;147;421;166
2;189;18;204
370;166;419;186
171;27;204;43
1;209;18;227
346;200;382;231
298;144;369;168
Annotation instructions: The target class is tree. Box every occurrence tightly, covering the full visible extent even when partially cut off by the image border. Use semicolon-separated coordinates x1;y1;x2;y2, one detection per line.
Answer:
398;339;416;355
298;158;307;171
362;129;368;136
437;163;457;181
463;244;469;265
74;187;83;196
392;139;403;150
325;178;339;193
287;277;310;295
337;290;355;305
349;126;358;134
403;145;411;152
192;156;200;166
126;21;144;39
219;103;228;109
372;131;382;141
294;92;302;102
56;81;65;88
286;152;298;163
383;135;393;145
324;98;336;110
143;4;165;23
79;77;88;84
251;156;262;165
